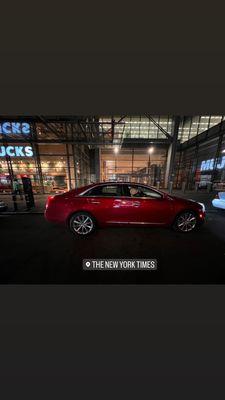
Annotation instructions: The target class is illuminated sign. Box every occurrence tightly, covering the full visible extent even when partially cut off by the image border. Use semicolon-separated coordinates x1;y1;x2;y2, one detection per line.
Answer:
0;122;31;135
0;146;33;157
200;156;225;171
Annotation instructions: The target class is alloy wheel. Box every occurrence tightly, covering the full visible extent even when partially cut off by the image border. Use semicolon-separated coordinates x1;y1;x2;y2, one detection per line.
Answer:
72;214;94;235
177;212;197;232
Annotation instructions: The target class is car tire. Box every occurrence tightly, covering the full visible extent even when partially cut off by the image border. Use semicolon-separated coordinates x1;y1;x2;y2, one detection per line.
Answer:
69;212;96;236
173;210;198;233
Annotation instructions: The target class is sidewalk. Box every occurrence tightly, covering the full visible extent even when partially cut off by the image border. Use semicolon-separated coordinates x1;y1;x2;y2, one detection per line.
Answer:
0;189;216;214
0;194;49;214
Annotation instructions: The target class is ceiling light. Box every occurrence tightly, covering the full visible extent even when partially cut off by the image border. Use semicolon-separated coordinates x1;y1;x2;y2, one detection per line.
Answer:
148;147;154;154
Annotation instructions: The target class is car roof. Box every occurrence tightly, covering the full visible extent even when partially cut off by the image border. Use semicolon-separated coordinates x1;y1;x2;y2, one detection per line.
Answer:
77;181;164;195
91;181;152;186
88;181;161;190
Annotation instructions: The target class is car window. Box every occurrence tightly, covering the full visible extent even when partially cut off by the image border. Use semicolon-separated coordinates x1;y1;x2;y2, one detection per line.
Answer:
125;185;162;199
82;185;122;197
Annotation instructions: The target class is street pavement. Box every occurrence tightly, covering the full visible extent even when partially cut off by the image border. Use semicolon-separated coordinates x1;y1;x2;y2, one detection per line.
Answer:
0;190;225;284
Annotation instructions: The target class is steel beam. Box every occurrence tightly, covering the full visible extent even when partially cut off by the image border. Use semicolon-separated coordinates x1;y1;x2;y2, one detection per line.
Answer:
145;114;172;140
36;116;65;140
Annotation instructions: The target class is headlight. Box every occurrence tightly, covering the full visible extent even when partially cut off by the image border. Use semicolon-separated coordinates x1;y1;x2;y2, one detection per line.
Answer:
198;202;205;212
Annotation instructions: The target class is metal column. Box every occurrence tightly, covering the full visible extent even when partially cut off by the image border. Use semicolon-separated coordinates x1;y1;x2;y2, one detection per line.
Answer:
32;123;44;193
191;140;199;188
65;123;72;190
3;138;18;210
94;148;100;182
175;149;183;189
164;116;180;189
66;143;72;190
211;125;224;185
72;144;79;188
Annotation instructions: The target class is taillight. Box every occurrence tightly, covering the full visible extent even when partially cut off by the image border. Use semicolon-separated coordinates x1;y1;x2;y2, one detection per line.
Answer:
46;195;55;209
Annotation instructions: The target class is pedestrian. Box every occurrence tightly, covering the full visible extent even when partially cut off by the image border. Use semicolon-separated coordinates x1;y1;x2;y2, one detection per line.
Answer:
12;178;23;200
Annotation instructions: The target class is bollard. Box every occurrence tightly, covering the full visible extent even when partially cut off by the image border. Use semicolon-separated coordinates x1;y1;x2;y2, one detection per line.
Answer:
12;193;18;211
207;182;212;193
195;182;199;192
168;181;173;193
182;181;186;193
25;193;30;210
156;181;160;190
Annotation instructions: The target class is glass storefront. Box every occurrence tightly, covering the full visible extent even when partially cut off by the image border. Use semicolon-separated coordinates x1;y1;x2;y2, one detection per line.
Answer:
0;143;91;193
0;144;168;193
175;133;225;190
100;147;167;187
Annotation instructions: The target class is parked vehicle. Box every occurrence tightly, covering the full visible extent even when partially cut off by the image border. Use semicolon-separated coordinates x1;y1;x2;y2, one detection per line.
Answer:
0;199;8;212
212;192;225;210
198;180;211;189
52;186;67;194
45;182;206;235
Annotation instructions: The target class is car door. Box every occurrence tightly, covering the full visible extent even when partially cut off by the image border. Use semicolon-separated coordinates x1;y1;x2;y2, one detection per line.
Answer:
117;184;172;225
82;184;123;224
108;185;142;223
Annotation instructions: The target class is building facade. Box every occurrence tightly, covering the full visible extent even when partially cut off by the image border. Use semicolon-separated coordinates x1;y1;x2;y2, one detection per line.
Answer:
1;116;225;194
175;120;225;190
0;119;93;193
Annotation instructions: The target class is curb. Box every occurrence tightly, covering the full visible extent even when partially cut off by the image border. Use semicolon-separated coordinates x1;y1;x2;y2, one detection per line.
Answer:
0;211;44;215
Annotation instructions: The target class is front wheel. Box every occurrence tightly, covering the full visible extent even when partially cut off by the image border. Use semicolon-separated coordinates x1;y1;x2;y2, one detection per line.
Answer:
69;212;96;236
173;211;198;233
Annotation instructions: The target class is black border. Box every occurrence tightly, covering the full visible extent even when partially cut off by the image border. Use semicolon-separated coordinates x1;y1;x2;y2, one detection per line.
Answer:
1;3;225;396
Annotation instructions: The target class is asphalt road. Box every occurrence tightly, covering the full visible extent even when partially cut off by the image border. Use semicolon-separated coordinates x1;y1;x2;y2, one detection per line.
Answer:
1;204;225;284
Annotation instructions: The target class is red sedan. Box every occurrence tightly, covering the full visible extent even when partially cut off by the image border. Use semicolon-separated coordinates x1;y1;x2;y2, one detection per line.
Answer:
45;182;205;235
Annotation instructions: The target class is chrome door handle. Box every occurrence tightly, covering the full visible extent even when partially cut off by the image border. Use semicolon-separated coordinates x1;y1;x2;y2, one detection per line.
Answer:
133;201;140;207
90;200;100;204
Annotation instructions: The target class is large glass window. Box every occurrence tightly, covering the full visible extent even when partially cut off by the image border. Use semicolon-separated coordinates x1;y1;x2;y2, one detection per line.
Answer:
40;155;68;193
0;142;91;194
175;134;225;190
178;115;224;143
100;147;167;187
39;144;71;193
0;160;11;192
0;143;40;193
99;116;173;145
38;143;91;193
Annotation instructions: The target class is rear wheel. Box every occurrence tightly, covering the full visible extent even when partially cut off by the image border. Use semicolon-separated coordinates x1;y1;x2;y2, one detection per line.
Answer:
173;211;197;233
69;212;96;236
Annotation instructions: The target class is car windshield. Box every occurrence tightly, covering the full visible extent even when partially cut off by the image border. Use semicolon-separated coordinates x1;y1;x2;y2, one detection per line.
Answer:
219;192;225;200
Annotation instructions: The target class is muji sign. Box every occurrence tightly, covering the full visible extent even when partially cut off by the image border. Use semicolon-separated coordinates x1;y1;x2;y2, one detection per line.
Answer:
0;146;33;157
200;156;225;171
0;122;31;135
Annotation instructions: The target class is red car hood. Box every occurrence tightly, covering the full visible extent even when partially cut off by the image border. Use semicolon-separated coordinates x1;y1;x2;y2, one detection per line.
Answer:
166;194;199;206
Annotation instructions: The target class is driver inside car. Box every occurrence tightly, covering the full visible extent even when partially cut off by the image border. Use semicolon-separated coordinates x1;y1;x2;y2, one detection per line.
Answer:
129;187;143;197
